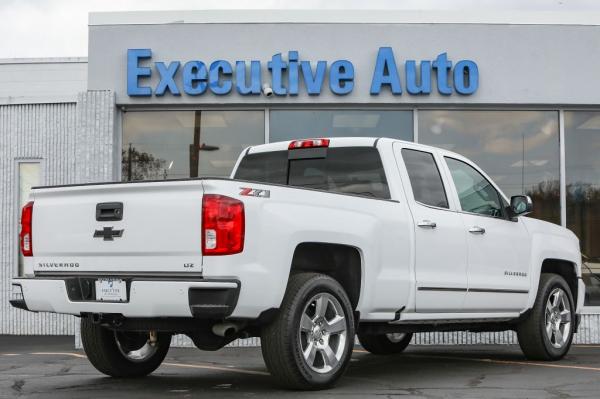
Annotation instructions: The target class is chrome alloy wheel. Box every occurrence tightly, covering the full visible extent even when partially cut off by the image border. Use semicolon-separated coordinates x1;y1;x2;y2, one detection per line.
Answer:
115;331;159;363
298;293;348;374
545;288;572;349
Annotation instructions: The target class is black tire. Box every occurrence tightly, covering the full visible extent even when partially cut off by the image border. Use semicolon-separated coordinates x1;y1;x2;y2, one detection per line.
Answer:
358;332;413;355
517;273;575;361
81;318;171;377
261;272;355;390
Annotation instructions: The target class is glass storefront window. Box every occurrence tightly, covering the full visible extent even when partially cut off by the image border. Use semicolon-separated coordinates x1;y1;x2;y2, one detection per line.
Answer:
565;111;600;306
419;110;560;225
269;110;413;142
122;110;264;181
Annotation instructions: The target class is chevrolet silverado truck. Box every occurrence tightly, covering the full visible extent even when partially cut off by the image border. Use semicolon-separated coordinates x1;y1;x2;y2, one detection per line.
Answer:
11;137;583;389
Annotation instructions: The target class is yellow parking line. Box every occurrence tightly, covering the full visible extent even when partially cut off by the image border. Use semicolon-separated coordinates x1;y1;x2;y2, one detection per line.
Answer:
29;352;87;359
479;358;600;372
23;352;269;376
19;350;600;375
574;345;600;348
162;362;269;376
402;353;600;373
355;349;600;373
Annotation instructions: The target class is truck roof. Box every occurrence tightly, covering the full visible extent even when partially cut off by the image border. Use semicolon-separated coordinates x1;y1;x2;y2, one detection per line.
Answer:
246;137;466;160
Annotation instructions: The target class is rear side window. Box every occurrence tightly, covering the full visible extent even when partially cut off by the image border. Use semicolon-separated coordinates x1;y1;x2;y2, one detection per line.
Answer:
234;147;390;199
401;149;449;208
233;150;288;185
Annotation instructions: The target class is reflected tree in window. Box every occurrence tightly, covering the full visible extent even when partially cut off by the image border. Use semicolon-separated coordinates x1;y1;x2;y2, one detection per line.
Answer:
122;111;264;182
565;111;600;305
121;145;166;181
526;180;561;225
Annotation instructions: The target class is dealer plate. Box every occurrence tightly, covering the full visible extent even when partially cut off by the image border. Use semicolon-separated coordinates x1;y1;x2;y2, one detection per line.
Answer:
95;278;127;302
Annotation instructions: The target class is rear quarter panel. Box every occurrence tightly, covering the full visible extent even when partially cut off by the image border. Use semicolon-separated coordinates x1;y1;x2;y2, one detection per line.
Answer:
201;178;413;320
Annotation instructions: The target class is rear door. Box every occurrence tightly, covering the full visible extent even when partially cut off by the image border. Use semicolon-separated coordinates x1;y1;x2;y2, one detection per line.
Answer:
394;143;468;312
442;156;530;312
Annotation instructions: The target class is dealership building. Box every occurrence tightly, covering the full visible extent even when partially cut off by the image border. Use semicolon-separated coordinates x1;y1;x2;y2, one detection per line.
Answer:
1;10;600;344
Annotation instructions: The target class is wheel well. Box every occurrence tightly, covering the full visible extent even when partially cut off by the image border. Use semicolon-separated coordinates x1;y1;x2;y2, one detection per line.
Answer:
290;242;362;309
541;258;578;304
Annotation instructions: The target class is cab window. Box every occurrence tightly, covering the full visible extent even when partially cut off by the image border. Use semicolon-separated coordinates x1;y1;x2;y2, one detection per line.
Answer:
401;149;449;208
445;157;504;218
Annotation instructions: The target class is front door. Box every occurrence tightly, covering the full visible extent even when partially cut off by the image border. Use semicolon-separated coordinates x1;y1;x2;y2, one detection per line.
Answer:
394;144;468;313
443;156;530;312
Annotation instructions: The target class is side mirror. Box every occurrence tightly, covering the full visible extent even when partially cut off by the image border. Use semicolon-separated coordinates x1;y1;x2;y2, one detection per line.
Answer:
510;195;533;216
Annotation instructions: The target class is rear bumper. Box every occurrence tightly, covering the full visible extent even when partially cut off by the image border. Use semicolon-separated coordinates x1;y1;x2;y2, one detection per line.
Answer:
11;277;240;319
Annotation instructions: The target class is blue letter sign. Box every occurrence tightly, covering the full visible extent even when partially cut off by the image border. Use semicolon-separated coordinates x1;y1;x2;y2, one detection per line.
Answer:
453;60;479;95
370;47;402;95
126;48;478;97
127;49;152;96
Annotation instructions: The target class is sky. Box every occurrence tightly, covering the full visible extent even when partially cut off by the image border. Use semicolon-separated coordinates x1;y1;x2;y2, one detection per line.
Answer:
0;0;599;58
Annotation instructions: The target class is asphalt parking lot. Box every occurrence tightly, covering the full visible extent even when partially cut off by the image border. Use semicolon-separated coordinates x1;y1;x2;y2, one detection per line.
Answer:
1;336;600;398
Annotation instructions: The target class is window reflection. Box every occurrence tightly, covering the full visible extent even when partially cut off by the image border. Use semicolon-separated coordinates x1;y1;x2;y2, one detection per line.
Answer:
270;110;413;142
419;110;560;224
196;111;264;177
445;157;504;218
122;111;264;181
401;149;449;208
565;111;600;306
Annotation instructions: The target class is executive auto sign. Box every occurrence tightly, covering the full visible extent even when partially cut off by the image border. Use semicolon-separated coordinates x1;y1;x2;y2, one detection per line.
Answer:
127;47;478;97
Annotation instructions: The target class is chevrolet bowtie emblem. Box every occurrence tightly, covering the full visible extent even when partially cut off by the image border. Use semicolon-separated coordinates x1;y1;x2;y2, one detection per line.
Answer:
93;226;124;241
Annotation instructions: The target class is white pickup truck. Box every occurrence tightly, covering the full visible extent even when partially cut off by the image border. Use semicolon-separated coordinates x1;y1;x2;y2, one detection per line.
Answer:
12;137;583;389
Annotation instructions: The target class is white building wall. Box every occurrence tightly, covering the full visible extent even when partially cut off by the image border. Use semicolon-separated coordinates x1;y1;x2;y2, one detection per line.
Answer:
0;102;79;334
0;90;115;335
0;58;87;104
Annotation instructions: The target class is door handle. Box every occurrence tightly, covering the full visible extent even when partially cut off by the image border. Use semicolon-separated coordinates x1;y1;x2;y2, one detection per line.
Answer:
417;220;437;229
468;226;486;234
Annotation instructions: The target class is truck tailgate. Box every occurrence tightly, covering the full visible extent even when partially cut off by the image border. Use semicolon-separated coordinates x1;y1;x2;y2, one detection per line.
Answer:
30;180;204;274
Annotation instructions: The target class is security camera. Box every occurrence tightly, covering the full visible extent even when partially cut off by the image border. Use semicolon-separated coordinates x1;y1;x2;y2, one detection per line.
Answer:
262;84;274;97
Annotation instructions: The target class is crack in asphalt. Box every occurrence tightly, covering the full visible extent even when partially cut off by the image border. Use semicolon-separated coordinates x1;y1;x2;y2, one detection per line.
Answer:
467;373;485;388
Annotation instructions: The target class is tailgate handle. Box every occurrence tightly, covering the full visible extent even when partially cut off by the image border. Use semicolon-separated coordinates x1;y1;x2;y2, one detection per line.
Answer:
96;202;123;221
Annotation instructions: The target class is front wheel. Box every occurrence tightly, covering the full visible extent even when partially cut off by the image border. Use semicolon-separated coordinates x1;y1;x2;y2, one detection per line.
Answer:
81;318;171;377
261;273;355;390
517;273;575;360
358;332;413;355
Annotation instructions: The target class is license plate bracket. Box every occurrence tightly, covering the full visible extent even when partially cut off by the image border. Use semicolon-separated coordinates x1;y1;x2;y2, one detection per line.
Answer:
95;278;127;302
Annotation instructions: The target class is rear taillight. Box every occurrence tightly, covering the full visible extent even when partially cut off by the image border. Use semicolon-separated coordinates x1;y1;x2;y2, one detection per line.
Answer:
20;201;33;257
202;195;245;255
288;138;330;149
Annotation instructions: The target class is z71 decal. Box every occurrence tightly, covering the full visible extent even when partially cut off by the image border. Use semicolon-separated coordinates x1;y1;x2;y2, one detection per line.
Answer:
240;187;270;198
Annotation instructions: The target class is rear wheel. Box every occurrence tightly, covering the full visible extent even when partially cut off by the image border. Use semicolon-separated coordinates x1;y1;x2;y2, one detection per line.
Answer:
358;332;413;355
261;273;355;390
517;273;575;360
81;318;171;377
